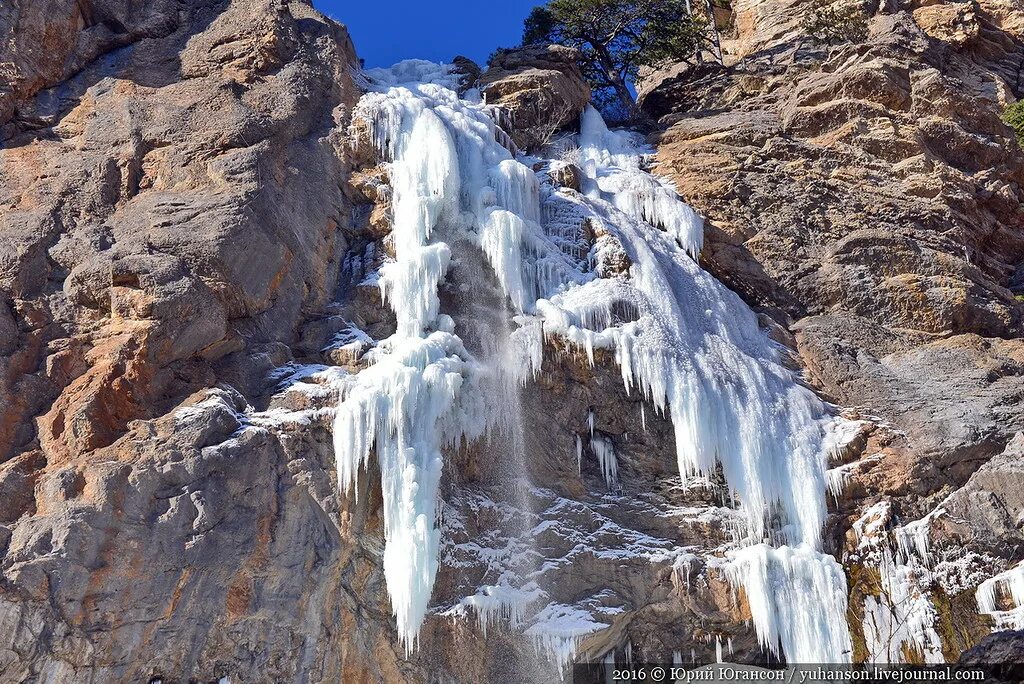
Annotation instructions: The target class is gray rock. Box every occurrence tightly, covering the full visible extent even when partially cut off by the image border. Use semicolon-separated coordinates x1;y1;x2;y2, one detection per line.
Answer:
942;433;1024;550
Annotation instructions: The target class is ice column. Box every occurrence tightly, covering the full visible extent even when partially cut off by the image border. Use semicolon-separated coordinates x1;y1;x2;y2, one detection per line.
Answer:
334;86;469;653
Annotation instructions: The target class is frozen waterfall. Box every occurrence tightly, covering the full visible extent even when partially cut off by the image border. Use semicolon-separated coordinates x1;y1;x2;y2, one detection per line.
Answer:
332;59;852;664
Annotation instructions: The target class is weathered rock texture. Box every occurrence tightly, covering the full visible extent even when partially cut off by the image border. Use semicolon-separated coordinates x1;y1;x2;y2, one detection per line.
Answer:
0;0;379;680
642;0;1024;661
480;44;591;150
0;3;752;682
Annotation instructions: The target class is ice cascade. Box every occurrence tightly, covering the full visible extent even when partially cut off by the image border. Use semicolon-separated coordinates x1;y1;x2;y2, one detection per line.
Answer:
334;61;851;663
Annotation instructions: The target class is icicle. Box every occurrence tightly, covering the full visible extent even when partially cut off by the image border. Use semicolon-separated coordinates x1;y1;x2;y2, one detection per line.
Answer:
590;433;618;487
672;552;696;592
895;509;944;566
725;544;853;663
333;333;472;653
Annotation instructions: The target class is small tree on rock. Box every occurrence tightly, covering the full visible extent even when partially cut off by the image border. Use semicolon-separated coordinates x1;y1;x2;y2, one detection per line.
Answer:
523;0;708;121
1004;101;1024;149
800;0;868;44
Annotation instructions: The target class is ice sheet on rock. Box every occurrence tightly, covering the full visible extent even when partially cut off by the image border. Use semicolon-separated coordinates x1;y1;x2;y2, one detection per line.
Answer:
862;550;944;663
172;389;247;427
976;562;1024;630
530;162;833;549
449;581;545;637
533;116;850;661
668;550;699;592
895;508;943;566
850;503;944;663
362;59;462;92
442;485;697;662
826;453;882;502
525;603;606;674
578;106;703;258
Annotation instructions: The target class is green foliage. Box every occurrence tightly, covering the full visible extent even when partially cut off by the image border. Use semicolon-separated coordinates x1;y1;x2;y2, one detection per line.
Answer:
1004;101;1024;148
800;0;868;44
522;0;708;118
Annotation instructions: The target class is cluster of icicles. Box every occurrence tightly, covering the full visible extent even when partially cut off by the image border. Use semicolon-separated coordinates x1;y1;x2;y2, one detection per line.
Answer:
331;60;852;662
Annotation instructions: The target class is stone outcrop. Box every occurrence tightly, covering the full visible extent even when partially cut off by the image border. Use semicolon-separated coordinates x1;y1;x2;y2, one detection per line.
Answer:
0;0;181;136
0;0;379;679
480;44;591;150
0;2;758;680
940;433;1024;550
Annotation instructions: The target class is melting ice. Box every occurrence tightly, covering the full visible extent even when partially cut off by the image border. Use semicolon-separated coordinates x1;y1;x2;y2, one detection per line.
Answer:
333;59;852;664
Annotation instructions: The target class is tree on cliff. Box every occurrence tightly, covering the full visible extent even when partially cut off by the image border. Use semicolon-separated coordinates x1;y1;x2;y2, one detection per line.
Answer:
522;0;709;119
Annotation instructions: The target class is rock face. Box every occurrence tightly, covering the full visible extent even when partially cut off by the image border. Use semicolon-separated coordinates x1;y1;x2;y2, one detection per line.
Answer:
480;44;591;150
646;0;1024;457
0;0;377;680
642;0;1024;662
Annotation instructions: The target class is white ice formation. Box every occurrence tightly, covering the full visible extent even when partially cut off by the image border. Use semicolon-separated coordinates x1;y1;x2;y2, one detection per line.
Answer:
976;562;1024;630
850;501;945;663
332;59;852;664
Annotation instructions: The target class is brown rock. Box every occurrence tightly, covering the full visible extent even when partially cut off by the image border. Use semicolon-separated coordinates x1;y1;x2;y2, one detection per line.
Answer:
450;55;482;95
4;0;1024;676
913;3;981;45
480;44;591;151
548;161;583;191
645;0;1024;663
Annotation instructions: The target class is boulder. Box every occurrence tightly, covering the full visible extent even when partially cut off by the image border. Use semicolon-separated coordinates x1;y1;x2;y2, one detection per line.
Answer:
940;433;1024;550
450;55;482;94
480;44;591;150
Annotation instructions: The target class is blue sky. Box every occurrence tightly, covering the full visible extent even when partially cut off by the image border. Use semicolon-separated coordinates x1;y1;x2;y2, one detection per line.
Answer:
314;0;540;67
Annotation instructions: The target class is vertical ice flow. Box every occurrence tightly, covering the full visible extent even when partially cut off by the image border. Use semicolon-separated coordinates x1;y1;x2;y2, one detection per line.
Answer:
976;562;1024;630
335;63;851;663
333;72;475;654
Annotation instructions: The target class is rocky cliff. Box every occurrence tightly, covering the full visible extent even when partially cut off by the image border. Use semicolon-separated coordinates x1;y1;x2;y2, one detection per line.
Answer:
0;1;370;680
1;0;1024;681
642;0;1024;662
